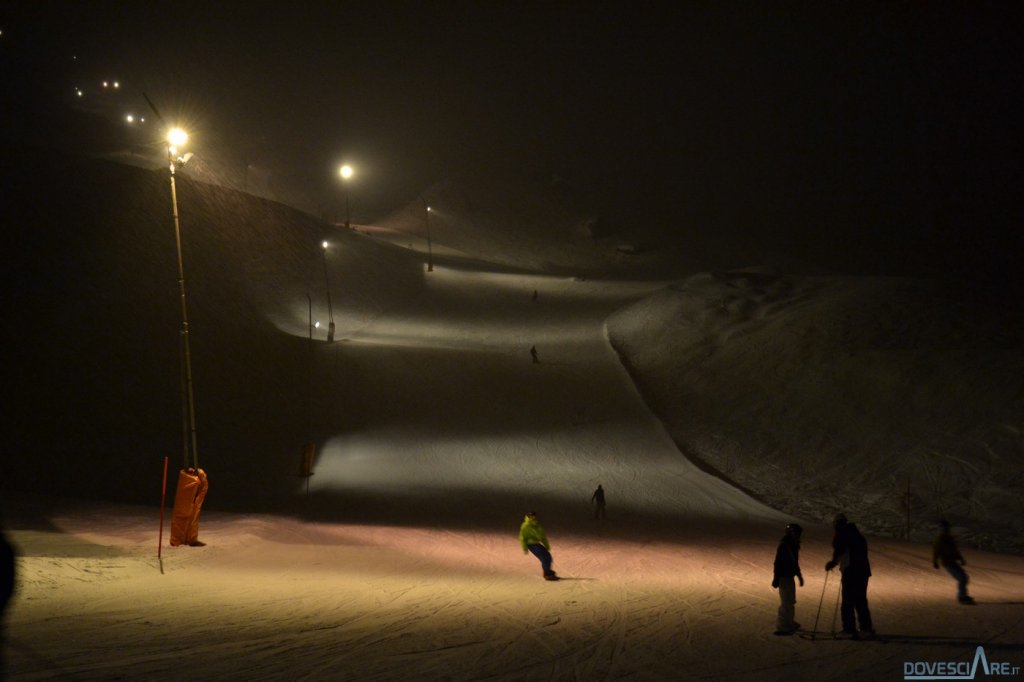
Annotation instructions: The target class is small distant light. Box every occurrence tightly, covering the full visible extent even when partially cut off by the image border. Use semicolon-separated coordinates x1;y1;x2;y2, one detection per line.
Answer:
339;164;353;180
427;206;432;212
140;116;146;123
75;88;84;97
113;81;120;88
322;241;329;249
314;321;321;329
102;81;109;88
126;114;135;123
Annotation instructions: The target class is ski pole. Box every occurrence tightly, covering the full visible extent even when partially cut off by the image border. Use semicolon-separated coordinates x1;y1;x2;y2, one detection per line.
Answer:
810;569;829;641
830;574;842;637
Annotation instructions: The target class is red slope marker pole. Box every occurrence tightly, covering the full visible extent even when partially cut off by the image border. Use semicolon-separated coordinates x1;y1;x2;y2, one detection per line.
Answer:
158;456;169;573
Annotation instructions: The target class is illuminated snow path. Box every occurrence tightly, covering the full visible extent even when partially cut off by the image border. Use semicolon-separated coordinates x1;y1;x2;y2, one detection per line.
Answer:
312;265;782;522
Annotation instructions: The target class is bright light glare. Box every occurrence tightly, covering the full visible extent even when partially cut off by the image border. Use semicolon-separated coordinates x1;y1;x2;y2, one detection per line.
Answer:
339;164;353;180
322;241;329;249
167;128;188;147
113;81;120;88
102;81;109;88
314;321;321;329
125;114;135;123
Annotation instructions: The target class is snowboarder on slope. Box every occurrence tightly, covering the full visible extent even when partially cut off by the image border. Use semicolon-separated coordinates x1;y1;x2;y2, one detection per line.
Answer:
772;523;804;635
933;519;973;604
825;513;875;639
520;511;557;580
591;484;606;519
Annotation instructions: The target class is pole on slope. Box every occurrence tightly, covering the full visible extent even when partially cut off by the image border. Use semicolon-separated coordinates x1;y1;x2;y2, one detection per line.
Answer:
321;242;335;342
158;455;169;574
303;293;314;496
145;91;199;470
810;569;829;641
830;574;842;637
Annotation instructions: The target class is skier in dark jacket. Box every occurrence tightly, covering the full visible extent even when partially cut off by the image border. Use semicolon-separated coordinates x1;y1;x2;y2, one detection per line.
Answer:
591;485;606;519
825;513;874;639
933;519;973;604
772;523;804;635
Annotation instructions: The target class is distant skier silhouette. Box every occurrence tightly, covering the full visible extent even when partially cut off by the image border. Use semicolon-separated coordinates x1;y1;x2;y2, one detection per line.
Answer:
530;345;539;363
772;523;804;635
933;518;973;604
591;484;606;519
532;289;538;302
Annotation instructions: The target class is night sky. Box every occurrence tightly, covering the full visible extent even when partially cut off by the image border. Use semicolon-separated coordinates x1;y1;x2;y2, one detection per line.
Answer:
3;2;1021;280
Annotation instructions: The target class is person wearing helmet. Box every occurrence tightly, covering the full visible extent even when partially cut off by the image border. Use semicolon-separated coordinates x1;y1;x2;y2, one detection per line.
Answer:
825;513;875;639
772;523;805;635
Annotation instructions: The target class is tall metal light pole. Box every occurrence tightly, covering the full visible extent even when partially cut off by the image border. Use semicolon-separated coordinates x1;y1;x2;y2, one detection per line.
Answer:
339;164;353;229
167;127;199;470
321;240;335;342
145;92;210;547
424;201;434;272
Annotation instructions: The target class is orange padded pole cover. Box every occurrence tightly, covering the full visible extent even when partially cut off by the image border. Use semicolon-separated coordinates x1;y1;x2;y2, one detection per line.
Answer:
185;468;209;546
169;468;208;546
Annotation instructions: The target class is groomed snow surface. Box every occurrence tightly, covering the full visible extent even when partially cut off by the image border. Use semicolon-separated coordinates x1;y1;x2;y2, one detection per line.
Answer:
3;157;1023;680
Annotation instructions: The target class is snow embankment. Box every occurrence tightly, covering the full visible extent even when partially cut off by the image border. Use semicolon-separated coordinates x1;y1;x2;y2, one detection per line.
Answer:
606;268;1024;553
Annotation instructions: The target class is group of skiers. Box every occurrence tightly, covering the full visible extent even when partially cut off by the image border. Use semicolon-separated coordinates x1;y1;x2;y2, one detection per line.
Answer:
771;513;973;638
519;497;975;639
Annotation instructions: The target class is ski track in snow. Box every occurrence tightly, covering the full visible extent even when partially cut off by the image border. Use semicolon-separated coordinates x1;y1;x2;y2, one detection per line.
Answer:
5;264;1024;681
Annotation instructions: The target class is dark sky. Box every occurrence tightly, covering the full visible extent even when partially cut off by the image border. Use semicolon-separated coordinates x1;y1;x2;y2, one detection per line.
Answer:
3;1;1022;268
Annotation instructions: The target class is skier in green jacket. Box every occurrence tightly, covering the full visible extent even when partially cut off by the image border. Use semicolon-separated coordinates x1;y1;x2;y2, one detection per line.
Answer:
520;511;558;580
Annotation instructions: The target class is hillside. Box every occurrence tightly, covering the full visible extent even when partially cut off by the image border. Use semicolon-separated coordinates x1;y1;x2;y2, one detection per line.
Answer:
607;270;1024;553
4;147;1022;552
2;147;424;508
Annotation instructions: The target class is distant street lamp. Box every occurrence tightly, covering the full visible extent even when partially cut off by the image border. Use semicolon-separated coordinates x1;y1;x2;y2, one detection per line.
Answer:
166;127;199;471
339;164;353;229
424;201;434;272
321;240;335;342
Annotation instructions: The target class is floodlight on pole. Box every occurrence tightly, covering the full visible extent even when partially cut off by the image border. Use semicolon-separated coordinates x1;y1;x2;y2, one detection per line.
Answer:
339;164;353;229
168;127;188;148
321;240;335;342
142;93;210;548
423;201;434;272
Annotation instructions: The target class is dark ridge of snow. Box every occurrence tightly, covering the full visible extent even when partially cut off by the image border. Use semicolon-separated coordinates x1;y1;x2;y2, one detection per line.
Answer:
606;270;1024;554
